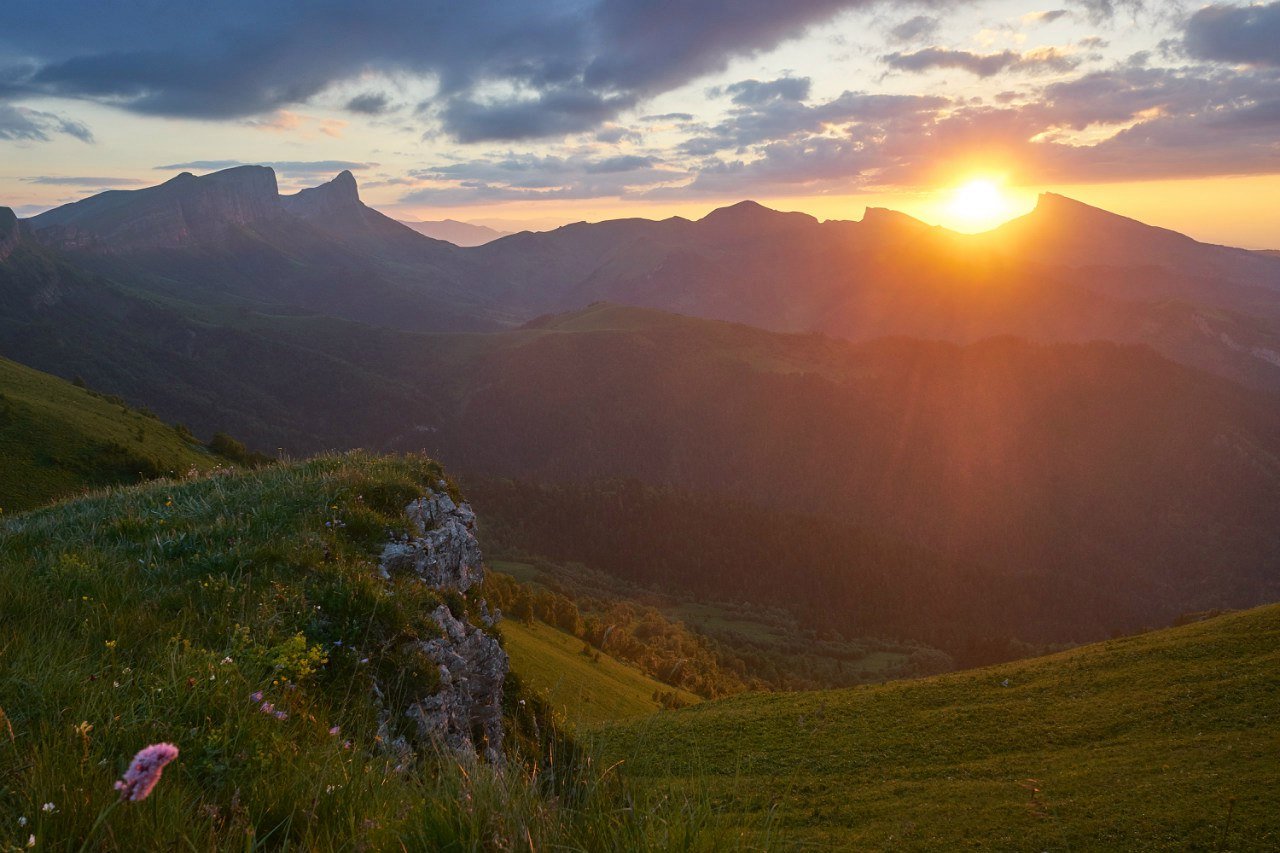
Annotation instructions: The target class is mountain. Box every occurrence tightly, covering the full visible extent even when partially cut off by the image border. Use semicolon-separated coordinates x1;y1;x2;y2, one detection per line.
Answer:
406;305;1280;646
462;197;1280;391
0;220;430;451
985;192;1280;317
0;207;19;259
16;169;1280;390
602;603;1280;848
23;166;493;332
3;250;1277;648
28;166;283;251
398;218;510;246
0;355;217;511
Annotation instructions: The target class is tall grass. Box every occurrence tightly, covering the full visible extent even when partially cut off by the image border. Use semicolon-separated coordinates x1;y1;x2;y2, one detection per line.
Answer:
0;454;745;850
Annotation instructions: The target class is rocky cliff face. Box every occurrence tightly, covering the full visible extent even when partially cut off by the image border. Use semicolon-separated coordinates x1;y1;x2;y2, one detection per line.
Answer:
28;166;283;251
280;170;362;221
378;483;509;765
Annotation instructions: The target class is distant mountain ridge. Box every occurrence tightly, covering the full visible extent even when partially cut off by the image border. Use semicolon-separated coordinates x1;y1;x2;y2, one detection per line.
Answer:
15;167;1280;387
397;218;510;246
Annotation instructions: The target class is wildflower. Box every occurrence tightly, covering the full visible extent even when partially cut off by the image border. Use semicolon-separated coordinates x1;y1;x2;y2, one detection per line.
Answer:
329;726;340;736
41;803;55;813
274;710;288;721
18;816;27;826
114;743;179;802
220;656;233;665
27;834;35;848
104;640;116;649
260;701;275;714
250;691;264;703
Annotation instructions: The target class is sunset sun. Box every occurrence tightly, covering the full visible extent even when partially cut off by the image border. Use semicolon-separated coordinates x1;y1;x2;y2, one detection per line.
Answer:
945;178;1016;230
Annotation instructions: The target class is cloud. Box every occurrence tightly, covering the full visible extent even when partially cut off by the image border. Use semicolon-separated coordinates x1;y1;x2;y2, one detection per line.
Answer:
0;103;92;142
1185;2;1280;68
1022;10;1070;26
1;0;902;143
716;77;813;105
23;175;141;186
345;93;391;115
888;15;940;43
400;151;686;204
1066;0;1144;22
883;46;1080;77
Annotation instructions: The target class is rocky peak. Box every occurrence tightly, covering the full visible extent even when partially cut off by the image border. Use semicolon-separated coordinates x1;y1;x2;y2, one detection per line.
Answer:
699;200;819;233
280;170;364;221
860;207;933;233
28;165;283;251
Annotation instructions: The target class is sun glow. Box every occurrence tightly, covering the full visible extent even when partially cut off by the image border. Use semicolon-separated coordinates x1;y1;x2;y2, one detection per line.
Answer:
944;178;1019;231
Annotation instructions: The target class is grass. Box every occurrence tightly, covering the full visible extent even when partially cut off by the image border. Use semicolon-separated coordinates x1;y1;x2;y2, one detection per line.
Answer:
0;357;217;513
499;619;699;728
598;605;1280;850
0;454;734;850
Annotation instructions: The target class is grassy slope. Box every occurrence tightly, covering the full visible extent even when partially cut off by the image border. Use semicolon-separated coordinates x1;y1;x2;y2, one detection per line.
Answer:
600;605;1280;850
0;356;216;512
0;455;717;850
500;619;698;727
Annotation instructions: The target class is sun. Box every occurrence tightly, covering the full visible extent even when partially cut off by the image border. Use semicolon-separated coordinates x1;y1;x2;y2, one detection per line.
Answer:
945;178;1016;230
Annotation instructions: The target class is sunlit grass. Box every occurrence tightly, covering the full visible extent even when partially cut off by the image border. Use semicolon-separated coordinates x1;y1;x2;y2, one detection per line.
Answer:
0;454;745;850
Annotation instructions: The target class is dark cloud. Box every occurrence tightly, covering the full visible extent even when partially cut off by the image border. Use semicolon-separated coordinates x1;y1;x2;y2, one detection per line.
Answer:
716;77;812;105
0;103;92;142
345;93;391;115
884;47;1080;78
23;175;142;186
1;0;898;143
584;155;660;173
888;15;940;43
1185;2;1280;68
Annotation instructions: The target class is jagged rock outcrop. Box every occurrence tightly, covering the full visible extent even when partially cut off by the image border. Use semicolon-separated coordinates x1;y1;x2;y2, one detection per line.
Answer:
377;484;508;765
406;605;507;765
280;169;362;220
378;488;484;591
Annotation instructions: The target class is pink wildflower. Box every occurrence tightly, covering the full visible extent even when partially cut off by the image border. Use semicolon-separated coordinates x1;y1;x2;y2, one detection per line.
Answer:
114;743;179;802
274;710;288;721
260;701;275;714
250;691;264;703
329;725;340;736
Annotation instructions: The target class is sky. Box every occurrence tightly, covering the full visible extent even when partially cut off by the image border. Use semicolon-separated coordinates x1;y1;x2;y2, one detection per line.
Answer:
1;0;1278;246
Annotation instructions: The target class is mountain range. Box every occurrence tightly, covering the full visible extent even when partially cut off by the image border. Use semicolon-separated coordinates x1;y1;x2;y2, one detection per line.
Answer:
16;165;1280;392
4;164;1280;652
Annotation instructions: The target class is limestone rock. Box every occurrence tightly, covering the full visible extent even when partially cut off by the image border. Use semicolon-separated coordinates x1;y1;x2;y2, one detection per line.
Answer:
374;484;508;766
378;491;484;591
405;605;509;766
